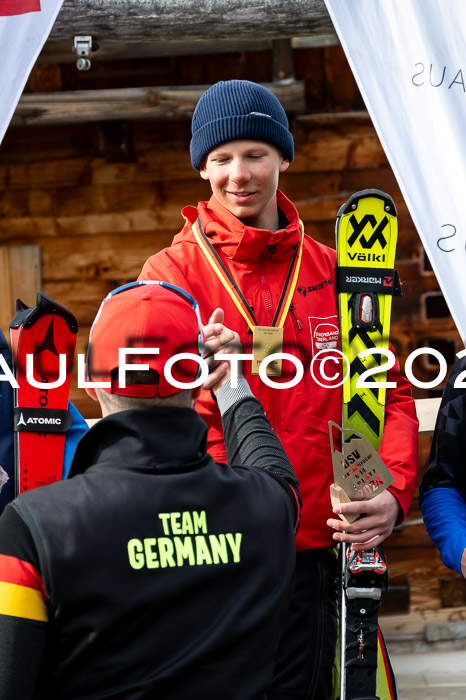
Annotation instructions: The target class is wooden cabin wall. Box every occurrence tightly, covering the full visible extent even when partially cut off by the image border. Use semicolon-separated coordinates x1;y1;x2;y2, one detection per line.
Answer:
1;44;463;620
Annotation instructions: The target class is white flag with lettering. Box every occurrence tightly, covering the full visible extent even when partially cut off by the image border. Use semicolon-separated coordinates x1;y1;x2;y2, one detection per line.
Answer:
0;0;64;144
324;0;466;342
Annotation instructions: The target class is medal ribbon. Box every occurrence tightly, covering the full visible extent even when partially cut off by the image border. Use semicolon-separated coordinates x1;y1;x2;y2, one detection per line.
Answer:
192;217;304;332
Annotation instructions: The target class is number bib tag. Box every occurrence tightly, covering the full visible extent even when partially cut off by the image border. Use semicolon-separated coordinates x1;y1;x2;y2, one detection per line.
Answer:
252;326;284;376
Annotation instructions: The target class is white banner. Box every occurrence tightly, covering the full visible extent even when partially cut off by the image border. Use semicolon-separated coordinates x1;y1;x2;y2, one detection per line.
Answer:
324;0;466;342
0;0;64;144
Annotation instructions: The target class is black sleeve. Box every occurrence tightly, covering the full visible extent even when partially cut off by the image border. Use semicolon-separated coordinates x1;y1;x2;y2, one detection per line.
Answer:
0;501;40;566
221;396;301;529
0;504;47;700
420;356;466;501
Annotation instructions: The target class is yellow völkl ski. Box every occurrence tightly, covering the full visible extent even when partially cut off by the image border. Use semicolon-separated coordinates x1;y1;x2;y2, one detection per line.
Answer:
336;189;399;451
333;189;401;700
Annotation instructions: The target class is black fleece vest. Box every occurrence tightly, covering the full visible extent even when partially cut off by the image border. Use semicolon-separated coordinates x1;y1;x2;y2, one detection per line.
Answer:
15;407;296;699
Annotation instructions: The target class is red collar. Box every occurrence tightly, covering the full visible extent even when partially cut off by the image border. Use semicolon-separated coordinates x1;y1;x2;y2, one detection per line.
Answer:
181;192;301;262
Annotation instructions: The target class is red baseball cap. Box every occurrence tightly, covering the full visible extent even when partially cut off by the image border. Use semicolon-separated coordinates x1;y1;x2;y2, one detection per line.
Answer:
87;281;204;398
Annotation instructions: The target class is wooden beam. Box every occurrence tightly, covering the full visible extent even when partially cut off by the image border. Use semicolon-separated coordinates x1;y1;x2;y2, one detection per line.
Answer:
381;606;466;643
50;0;336;43
38;38;274;64
38;35;339;65
12;82;306;127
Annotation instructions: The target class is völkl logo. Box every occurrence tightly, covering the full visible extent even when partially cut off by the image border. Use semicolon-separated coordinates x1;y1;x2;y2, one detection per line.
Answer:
347;215;388;249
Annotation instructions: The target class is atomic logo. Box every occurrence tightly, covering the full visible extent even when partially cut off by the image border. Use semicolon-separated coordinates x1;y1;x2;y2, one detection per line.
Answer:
34;320;59;357
17;412;26;426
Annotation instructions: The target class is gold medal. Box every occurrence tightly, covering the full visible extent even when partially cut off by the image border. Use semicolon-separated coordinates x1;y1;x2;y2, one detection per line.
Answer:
252;326;284;376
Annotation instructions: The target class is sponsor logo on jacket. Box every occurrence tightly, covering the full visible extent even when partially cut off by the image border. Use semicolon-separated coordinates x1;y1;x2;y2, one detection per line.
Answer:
297;278;333;297
308;316;340;356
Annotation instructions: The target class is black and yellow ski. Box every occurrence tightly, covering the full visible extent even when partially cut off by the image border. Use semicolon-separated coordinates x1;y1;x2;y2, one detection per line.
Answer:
334;189;401;700
336;189;400;449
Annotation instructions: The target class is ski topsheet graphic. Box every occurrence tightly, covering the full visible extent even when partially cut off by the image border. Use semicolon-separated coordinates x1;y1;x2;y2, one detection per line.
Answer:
336;189;401;451
10;293;78;496
334;190;401;700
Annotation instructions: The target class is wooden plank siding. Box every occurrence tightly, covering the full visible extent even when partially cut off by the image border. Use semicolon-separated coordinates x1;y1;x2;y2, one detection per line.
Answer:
0;44;463;623
0;114;457;416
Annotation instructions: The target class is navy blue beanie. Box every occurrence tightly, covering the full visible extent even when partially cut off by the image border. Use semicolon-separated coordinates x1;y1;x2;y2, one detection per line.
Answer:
190;80;294;170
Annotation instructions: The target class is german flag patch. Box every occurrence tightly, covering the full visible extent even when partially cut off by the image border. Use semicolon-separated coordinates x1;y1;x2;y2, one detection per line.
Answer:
0;553;48;622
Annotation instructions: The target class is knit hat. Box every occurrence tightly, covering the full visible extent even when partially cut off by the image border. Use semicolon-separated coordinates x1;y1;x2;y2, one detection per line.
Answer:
87;281;204;398
190;80;294;170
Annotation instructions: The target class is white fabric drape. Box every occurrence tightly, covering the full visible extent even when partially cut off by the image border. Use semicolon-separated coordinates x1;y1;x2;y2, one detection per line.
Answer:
0;0;64;144
324;0;466;342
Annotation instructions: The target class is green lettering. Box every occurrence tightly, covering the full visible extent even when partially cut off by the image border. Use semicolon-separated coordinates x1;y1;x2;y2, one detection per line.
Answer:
158;537;176;568
170;512;182;535
174;536;196;566
144;538;159;569
195;535;213;565
158;513;171;535
127;538;145;569
209;534;229;564
182;511;194;535
225;533;242;563
193;510;207;534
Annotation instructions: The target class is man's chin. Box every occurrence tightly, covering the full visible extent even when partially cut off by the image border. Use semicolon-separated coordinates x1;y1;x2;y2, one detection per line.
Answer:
225;199;258;219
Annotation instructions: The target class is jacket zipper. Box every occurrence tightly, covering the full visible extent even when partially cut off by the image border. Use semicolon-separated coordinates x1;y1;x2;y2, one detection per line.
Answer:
258;255;281;440
290;303;312;393
259;257;274;325
290;303;303;331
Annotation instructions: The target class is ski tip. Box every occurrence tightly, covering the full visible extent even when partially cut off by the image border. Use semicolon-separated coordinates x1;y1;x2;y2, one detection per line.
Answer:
16;298;30;313
338;189;397;217
10;294;78;334
25;293;79;334
10;299;31;330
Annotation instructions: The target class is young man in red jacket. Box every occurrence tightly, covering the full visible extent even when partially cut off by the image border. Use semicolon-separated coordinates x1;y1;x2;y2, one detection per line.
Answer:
139;80;419;700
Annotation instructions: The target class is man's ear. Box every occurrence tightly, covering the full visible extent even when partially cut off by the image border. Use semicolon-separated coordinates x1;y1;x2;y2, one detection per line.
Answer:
191;385;202;401
200;164;210;181
279;158;290;174
85;386;98;401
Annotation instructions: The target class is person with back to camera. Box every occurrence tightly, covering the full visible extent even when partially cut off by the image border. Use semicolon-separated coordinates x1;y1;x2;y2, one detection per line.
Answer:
138;80;419;699
0;279;301;699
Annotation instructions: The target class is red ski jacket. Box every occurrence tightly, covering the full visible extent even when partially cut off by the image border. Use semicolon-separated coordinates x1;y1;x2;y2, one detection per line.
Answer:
139;192;418;551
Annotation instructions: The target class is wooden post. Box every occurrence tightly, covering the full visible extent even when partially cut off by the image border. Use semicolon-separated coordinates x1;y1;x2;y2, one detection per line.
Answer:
272;39;296;83
0;246;41;337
